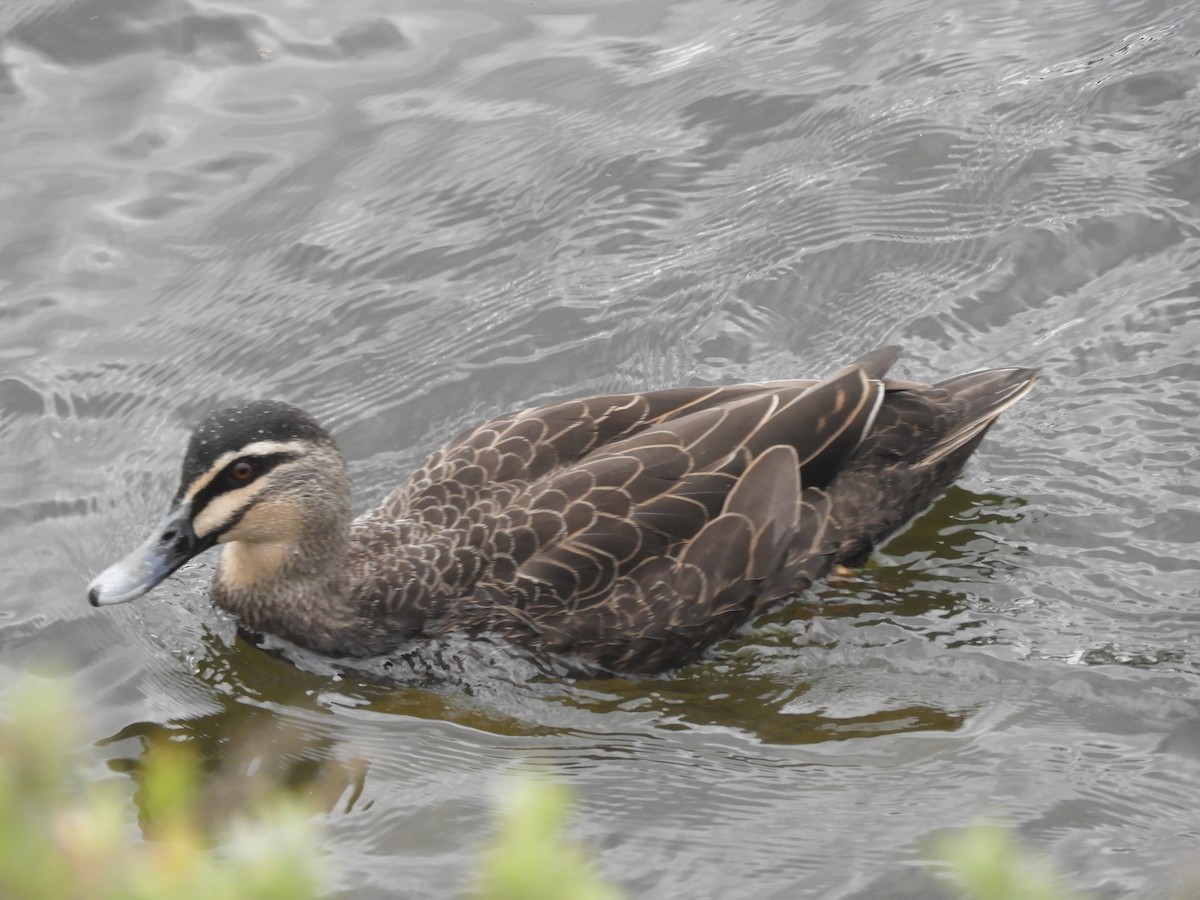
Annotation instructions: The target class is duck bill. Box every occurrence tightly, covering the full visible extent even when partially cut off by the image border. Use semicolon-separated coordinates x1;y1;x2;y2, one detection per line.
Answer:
87;501;210;606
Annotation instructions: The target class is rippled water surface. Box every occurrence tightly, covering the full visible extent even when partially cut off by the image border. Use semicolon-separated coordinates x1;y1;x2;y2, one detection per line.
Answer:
3;0;1200;896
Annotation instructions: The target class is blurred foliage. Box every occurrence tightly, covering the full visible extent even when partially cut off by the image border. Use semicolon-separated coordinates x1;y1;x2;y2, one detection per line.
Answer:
475;777;621;900
0;676;325;900
935;823;1085;900
10;674;1153;900
0;675;621;900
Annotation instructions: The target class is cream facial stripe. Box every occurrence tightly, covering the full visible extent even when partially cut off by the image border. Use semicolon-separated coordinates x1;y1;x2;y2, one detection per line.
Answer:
183;440;308;501
193;480;274;539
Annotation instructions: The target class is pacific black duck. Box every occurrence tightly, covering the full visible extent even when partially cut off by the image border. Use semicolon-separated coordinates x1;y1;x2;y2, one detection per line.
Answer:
88;348;1036;674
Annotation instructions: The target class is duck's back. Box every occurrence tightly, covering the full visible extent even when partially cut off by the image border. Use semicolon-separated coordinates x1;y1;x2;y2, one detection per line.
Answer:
346;349;1036;673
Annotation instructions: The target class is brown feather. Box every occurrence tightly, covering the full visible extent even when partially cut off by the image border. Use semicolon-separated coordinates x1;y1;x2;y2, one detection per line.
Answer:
92;347;1037;674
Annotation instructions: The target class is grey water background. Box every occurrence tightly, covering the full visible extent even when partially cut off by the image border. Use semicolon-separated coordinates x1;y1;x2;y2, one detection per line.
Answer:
2;0;1200;896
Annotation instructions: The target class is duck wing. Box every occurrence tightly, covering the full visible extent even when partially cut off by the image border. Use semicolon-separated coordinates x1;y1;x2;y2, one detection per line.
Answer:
354;376;833;635
457;362;887;671
381;345;907;537
384;380;830;522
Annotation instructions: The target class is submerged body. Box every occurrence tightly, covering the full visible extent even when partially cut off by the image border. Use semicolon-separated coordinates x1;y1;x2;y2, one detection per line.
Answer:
88;348;1036;674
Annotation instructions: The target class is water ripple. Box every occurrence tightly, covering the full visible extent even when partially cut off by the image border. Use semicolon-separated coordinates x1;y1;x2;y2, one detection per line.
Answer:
4;0;1200;896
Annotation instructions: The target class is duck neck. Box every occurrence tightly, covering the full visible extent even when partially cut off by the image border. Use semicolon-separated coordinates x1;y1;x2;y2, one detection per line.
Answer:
211;485;366;655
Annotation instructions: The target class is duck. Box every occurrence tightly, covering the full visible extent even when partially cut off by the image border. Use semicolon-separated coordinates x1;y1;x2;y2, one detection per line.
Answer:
87;347;1036;674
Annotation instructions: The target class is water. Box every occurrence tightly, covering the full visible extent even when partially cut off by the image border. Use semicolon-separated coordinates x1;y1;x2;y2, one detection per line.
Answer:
3;0;1200;896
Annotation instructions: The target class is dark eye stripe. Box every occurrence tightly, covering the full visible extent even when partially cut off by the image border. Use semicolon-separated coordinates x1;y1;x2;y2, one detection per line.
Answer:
189;451;298;519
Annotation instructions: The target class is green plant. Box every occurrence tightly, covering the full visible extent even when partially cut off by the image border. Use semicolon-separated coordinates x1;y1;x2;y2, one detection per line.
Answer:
0;677;325;900
934;822;1085;900
475;776;621;900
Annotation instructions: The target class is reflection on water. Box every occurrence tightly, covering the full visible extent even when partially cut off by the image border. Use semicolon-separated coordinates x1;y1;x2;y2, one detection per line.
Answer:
4;0;1200;896
106;713;369;827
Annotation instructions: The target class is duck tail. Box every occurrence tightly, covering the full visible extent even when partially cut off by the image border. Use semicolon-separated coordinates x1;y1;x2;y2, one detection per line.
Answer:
849;345;902;380
922;366;1039;466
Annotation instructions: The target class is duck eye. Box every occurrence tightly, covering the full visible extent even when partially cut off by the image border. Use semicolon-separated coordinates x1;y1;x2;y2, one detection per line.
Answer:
230;460;255;482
